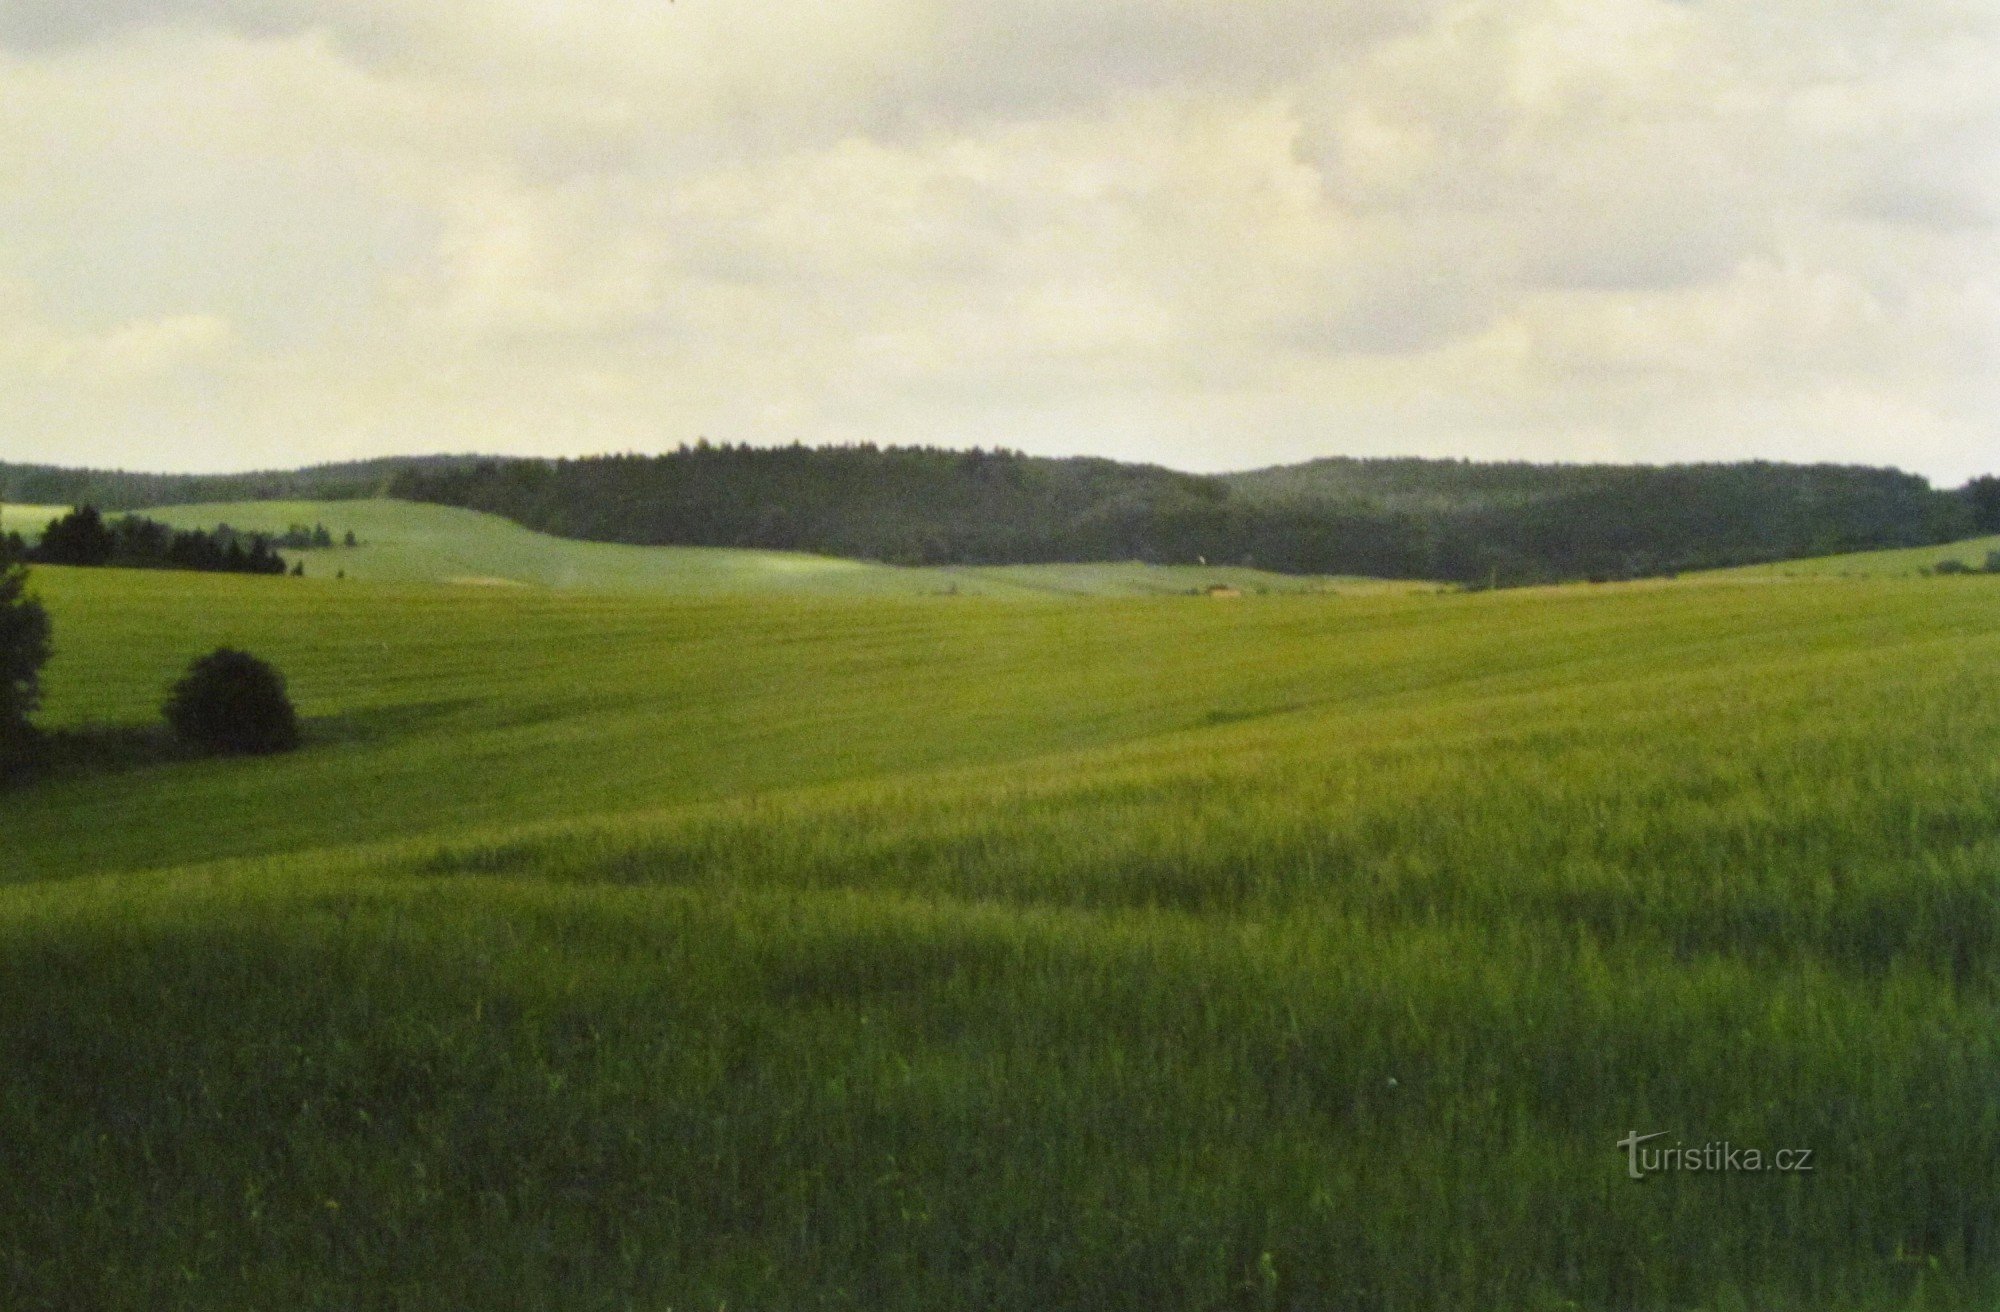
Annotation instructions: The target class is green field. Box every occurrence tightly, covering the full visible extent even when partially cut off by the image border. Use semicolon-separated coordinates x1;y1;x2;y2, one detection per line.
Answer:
131;499;1402;598
1712;535;2000;579
0;504;69;539
3;559;1998;1309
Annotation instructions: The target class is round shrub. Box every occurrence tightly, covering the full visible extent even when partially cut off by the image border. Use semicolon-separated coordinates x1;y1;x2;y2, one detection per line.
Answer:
163;647;300;755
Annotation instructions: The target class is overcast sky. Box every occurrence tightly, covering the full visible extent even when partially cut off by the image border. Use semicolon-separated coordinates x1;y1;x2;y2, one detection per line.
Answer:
1;0;1994;482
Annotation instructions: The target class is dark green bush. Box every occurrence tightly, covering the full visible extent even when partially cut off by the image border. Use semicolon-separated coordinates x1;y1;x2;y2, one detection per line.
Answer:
163;648;300;756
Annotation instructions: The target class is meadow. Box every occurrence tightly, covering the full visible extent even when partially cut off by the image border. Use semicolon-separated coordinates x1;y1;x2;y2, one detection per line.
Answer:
0;505;70;540
129;499;1404;598
2;554;1997;1309
1711;535;2000;579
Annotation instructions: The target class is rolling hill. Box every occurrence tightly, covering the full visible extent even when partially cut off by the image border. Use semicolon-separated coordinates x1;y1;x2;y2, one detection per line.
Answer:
2;560;1997;1308
21;495;2000;596
391;447;1984;583
1709;533;2000;578
11;445;1991;584
0;505;68;539
127;499;1403;597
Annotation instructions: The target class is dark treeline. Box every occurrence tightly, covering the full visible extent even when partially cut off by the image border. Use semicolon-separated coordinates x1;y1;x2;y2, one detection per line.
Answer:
394;445;1235;567
5;508;290;576
270;523;360;549
1966;475;2000;534
0;455;487;511
387;445;1989;584
1226;457;1982;581
273;524;336;550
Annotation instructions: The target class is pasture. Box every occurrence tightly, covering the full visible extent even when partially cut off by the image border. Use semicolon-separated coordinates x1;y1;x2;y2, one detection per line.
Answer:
1711;534;2000;579
0;504;69;540
136;499;1396;598
2;560;1997;1309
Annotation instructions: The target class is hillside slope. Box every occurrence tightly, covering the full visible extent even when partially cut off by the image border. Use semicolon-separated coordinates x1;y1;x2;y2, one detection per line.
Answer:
1708;533;2000;578
2;567;1996;1307
0;505;68;539
132;499;1390;597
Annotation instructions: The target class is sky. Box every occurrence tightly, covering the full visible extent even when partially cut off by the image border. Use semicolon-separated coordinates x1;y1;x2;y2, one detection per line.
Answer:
0;0;1994;483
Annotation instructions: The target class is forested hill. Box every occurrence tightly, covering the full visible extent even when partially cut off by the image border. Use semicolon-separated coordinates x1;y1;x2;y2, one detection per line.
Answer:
1222;457;1984;580
0;455;488;510
385;446;1988;584
390;447;1231;569
7;446;1985;584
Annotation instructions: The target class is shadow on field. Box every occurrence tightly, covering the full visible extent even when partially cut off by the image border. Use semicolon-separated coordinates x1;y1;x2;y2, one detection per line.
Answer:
26;724;192;780
308;697;482;746
3;698;484;789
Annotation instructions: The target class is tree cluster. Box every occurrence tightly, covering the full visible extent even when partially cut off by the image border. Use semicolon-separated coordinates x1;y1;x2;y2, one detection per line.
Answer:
1960;476;2000;535
27;508;291;575
274;523;336;549
387;445;1981;585
269;523;361;549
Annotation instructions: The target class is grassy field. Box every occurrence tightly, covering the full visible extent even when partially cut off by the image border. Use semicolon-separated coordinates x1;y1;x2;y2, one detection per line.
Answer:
131;499;1400;598
3;562;1998;1309
1712;535;2000;579
0;504;70;539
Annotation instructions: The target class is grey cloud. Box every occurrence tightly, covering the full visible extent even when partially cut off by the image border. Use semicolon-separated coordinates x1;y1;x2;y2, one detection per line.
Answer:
1517;200;1769;294
1843;184;1995;231
0;0;329;52
1266;254;1502;357
1;0;1444;141
1840;126;1999;231
898;0;1444;119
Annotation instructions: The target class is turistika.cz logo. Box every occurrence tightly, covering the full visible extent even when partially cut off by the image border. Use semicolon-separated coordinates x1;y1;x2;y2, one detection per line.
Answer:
1617;1131;1815;1180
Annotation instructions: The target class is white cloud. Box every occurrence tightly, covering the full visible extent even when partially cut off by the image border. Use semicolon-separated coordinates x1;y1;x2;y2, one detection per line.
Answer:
0;306;234;380
0;0;1992;482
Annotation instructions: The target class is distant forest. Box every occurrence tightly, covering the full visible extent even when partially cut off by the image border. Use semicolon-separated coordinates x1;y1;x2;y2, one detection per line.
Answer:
2;508;290;576
387;446;1993;584
7;448;1994;585
0;456;487;511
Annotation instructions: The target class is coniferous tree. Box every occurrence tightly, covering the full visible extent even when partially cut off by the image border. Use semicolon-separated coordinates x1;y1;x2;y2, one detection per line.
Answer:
31;508;288;575
34;507;116;566
0;563;52;773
